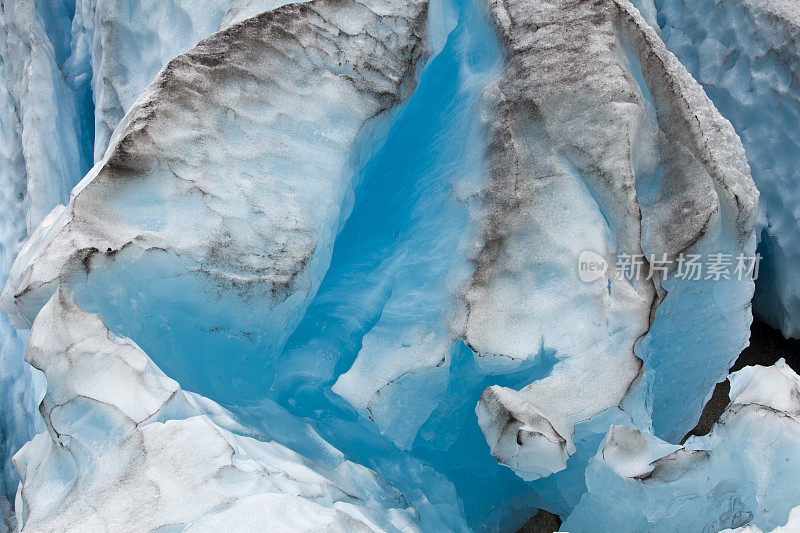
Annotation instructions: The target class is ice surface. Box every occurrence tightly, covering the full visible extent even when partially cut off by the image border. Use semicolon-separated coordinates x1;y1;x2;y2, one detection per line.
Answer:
4;0;507;528
651;0;800;338
563;360;800;532
71;0;232;161
0;0;92;231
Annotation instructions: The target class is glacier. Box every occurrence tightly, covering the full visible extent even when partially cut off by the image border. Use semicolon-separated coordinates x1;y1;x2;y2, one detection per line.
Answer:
0;0;798;531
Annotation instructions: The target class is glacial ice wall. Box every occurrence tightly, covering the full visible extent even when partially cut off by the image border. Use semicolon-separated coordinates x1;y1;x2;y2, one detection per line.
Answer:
4;0;495;529
648;0;800;338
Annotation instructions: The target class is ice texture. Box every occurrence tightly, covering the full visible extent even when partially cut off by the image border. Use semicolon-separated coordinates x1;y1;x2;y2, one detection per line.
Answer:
563;360;800;532
219;0;301;29
14;288;455;532
0;0;787;529
0;3;87;526
650;0;800;337
722;507;800;533
71;0;232;161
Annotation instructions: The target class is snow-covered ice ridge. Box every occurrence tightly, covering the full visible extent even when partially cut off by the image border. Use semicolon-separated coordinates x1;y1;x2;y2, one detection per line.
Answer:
0;0;799;531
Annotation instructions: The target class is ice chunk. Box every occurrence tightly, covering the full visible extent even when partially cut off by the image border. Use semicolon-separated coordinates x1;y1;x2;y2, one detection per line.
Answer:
563;360;800;532
471;0;756;483
1;0;430;404
652;0;800;337
1;0;542;527
14;288;451;532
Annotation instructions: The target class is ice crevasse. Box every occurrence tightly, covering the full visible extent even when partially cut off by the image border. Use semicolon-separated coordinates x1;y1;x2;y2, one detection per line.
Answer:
1;0;800;531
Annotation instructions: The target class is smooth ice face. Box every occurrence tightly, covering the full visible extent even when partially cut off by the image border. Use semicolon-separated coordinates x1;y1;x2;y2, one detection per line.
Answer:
563;360;800;533
470;0;756;483
0;50;34;533
0;0;92;232
650;0;800;337
14;289;457;532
